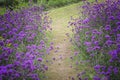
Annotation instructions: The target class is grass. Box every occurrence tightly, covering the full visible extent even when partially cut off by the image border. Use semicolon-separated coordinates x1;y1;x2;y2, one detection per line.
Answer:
0;7;6;15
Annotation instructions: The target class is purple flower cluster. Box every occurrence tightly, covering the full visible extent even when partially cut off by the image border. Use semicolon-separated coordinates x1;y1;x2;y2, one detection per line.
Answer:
0;6;52;80
70;0;120;79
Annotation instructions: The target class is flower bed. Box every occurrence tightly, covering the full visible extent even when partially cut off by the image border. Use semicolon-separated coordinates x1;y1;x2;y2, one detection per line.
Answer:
69;0;120;79
0;6;52;80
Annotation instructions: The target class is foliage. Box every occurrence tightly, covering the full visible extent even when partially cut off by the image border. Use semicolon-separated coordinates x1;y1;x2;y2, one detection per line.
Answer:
40;0;81;9
0;7;6;15
0;0;19;9
0;0;81;15
0;5;52;80
70;0;120;79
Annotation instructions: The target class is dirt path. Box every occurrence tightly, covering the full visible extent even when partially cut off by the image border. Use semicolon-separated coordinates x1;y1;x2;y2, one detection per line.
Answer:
43;3;81;80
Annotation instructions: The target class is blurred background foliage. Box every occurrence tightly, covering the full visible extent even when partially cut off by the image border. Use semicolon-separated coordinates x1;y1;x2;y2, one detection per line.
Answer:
0;0;81;15
0;0;104;15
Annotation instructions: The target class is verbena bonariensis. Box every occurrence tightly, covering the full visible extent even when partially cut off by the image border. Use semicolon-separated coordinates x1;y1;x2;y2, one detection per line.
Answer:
69;0;120;79
0;6;52;80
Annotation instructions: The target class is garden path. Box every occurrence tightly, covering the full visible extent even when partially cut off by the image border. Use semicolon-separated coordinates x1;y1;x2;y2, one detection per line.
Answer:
42;3;81;80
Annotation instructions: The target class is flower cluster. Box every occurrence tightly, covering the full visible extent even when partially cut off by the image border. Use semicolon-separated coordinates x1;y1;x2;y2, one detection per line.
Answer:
0;6;52;80
70;0;120;79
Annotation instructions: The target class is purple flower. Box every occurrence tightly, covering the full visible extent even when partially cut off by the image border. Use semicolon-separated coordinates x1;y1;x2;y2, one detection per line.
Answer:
105;40;114;46
93;76;101;80
113;67;118;75
117;34;120;42
93;46;100;50
105;35;110;39
71;77;75;80
74;51;79;56
53;57;56;60
84;42;91;47
0;41;4;46
93;41;99;45
83;18;89;24
117;25;120;30
105;25;111;31
116;22;120;25
44;65;48;70
37;58;43;62
94;65;101;71
109;16;115;20
2;33;7;38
